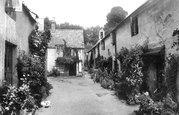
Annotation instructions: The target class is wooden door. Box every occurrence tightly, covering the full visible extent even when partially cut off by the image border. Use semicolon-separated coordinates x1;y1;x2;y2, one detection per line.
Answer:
5;43;14;85
69;63;76;76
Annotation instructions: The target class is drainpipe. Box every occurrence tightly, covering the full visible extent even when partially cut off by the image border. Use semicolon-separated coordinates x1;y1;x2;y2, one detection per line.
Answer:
114;32;117;72
94;49;96;68
112;32;117;72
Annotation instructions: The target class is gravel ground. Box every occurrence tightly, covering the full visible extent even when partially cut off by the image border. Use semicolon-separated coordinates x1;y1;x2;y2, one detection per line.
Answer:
35;72;138;115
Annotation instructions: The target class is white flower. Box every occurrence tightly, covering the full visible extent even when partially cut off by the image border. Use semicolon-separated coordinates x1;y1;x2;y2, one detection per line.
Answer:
5;107;9;110
144;92;149;96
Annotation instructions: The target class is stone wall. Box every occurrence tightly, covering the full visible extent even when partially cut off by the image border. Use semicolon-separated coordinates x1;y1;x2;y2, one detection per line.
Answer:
116;22;132;51
47;48;56;72
115;0;179;100
16;7;36;53
0;0;6;86
100;35;115;58
0;0;19;86
0;0;36;86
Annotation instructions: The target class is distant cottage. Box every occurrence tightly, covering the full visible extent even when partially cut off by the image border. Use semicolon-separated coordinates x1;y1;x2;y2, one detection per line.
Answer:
47;22;84;76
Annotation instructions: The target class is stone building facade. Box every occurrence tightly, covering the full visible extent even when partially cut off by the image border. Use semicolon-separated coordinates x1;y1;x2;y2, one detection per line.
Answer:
88;0;179;101
0;0;37;86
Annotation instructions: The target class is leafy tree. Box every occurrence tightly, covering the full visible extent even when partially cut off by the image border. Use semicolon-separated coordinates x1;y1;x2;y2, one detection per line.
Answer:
85;43;94;51
104;6;128;34
56;22;83;29
84;26;102;45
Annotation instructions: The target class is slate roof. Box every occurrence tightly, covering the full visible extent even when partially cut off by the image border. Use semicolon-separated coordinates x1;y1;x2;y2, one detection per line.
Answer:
49;29;84;48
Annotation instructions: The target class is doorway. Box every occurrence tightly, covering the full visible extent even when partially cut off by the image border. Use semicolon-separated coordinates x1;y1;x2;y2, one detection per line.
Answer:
4;42;15;85
69;63;76;76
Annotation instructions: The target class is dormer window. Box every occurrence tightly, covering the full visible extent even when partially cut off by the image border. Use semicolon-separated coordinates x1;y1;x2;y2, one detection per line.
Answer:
100;32;103;39
131;16;139;36
99;29;105;40
5;0;16;20
111;32;116;45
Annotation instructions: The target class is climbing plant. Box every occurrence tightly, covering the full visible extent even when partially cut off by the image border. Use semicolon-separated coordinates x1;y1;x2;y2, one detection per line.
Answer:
28;29;51;57
17;29;52;107
165;54;178;102
55;40;79;65
115;45;147;104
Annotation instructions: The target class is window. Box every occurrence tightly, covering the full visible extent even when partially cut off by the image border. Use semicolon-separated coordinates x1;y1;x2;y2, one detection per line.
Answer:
56;45;63;57
100;32;103;39
5;42;15;85
101;41;105;50
111;32;116;45
131;16;139;36
5;0;16;20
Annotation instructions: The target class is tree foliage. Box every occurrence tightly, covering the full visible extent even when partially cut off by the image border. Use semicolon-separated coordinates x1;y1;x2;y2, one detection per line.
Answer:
104;6;128;34
84;26;102;45
56;22;83;30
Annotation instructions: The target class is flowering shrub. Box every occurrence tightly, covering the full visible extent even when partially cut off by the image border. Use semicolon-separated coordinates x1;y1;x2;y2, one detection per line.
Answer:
0;78;36;115
136;93;178;115
48;67;61;77
137;92;163;115
17;52;53;107
115;45;145;104
56;56;75;65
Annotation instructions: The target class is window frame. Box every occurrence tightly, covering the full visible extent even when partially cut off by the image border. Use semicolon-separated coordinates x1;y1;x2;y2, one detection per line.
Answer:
101;40;105;50
131;16;139;36
5;41;16;85
5;0;16;21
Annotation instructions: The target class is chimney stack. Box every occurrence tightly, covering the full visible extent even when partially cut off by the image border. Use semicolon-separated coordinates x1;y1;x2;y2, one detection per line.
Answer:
51;17;56;33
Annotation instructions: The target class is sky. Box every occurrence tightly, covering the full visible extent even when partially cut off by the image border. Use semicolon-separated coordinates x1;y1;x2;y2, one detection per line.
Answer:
23;0;147;28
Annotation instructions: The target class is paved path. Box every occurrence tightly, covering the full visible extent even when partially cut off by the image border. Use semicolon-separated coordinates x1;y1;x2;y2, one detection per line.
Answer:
35;72;138;115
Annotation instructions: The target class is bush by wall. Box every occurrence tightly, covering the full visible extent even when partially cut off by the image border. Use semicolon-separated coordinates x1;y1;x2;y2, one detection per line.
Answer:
115;45;146;104
48;67;61;77
17;52;53;107
0;78;36;115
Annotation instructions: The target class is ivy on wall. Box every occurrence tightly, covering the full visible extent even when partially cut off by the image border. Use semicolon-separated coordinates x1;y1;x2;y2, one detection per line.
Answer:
28;29;51;57
55;40;79;65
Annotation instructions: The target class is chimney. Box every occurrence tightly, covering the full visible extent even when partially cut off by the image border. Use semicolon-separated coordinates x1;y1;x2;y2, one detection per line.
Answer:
51;17;56;33
99;29;105;40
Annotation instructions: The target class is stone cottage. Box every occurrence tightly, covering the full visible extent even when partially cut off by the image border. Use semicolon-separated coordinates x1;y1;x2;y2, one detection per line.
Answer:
47;22;84;76
88;0;179;101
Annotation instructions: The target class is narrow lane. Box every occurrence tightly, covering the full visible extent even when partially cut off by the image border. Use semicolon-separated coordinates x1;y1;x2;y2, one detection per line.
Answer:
35;73;138;115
